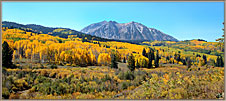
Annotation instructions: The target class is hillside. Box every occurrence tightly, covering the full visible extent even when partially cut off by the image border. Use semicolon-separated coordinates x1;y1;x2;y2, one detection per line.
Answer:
141;40;224;56
2;27;224;99
2;21;110;42
2;21;225;100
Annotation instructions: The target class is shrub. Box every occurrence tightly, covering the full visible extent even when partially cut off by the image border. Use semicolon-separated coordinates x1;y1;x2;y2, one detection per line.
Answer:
50;64;58;69
125;71;135;80
58;62;64;66
118;71;135;80
40;70;48;77
186;58;192;70
18;72;24;79
2;87;10;99
119;81;131;90
49;72;57;78
9;93;20;99
101;74;112;82
23;64;32;69
37;64;44;69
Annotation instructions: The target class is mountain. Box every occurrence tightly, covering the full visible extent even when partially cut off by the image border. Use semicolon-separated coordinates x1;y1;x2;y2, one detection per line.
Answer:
2;21;110;42
81;21;178;41
2;21;78;35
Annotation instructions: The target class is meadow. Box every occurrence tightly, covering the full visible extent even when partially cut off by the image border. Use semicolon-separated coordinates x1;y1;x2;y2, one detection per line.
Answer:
2;27;224;99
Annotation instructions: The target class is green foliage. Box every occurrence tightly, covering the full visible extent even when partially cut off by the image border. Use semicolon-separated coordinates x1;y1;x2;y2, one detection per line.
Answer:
154;50;160;68
2;87;10;99
142;48;147;57
148;48;155;68
128;54;135;72
111;53;118;69
216;56;224;67
120;81;130;90
186;57;192;70
2;64;224;99
123;57;126;63
9;37;27;42
2;22;225;99
136;60;140;69
101;74;112;82
118;71;135;80
50;64;58;69
174;52;181;63
2;41;14;68
203;54;207;65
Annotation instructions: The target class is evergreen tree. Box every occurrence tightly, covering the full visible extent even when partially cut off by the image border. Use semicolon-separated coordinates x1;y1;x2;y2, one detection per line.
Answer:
148;48;155;68
9;26;14;29
142;48;147;57
143;59;148;68
174;52;181;64
182;59;186;65
176;53;181;63
148;53;152;68
128;54;135;72
154;50;160;68
169;60;172;64
202;55;207;65
219;56;224;67
166;56;170;63
196;54;201;57
219;56;222;67
82;37;85;42
98;42;101;47
2;41;14;68
111;54;118;69
216;56;220;67
215;56;224;67
174;53;177;61
136;60;140;69
123;57;126;63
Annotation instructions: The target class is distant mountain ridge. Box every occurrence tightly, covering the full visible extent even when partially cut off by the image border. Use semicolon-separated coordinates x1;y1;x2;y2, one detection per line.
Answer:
2;21;112;42
2;21;73;34
81;21;178;41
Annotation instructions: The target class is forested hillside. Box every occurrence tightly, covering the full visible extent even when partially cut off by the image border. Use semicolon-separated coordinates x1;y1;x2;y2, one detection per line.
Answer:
2;26;224;99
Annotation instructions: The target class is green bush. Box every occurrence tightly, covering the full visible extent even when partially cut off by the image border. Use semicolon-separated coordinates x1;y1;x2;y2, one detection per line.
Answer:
2;87;10;99
50;64;58;69
101;74;112;82
119;81;131;90
118;71;135;80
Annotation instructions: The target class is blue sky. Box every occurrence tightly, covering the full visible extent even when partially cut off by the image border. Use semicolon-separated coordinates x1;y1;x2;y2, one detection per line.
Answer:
2;2;224;42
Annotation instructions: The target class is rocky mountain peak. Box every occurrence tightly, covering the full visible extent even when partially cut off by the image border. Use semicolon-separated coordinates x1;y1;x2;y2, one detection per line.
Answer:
80;21;178;41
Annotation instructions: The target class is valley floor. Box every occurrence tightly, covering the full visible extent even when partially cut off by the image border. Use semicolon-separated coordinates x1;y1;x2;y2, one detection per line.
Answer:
3;62;224;99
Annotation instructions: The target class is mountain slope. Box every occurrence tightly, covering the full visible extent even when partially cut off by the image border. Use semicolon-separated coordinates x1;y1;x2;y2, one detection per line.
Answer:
2;21;110;42
81;21;178;41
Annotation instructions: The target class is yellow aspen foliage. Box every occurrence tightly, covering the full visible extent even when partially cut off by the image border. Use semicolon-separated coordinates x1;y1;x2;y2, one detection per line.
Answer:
39;52;43;62
19;55;22;61
98;53;111;66
13;50;16;62
134;54;149;68
25;49;31;58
